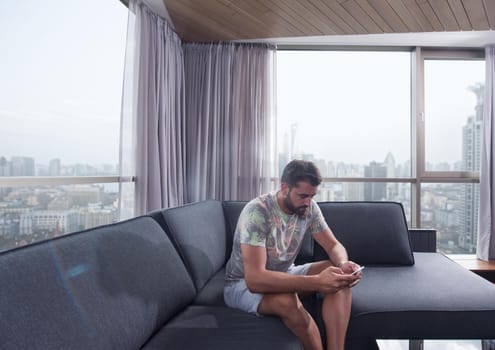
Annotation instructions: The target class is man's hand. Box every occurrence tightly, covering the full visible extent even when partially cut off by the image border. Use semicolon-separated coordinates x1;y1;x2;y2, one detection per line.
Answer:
315;266;361;294
338;261;363;287
339;260;361;274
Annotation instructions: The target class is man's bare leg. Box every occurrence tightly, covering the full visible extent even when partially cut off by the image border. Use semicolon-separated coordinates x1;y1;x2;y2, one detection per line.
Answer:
258;293;323;350
322;288;352;350
307;260;352;350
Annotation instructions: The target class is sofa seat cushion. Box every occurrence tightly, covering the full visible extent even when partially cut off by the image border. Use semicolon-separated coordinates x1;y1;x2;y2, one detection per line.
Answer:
194;267;227;306
141;306;301;350
348;253;495;339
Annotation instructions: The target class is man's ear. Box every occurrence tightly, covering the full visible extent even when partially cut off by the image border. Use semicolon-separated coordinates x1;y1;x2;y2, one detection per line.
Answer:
280;182;289;194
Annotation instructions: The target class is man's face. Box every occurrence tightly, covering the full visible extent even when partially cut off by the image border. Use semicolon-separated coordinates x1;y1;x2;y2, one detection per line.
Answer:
283;181;318;217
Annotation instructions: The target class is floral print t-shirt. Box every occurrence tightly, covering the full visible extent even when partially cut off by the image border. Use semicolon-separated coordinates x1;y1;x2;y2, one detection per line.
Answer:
225;191;329;283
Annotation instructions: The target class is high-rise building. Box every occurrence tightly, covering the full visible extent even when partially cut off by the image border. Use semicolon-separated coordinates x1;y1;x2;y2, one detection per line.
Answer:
20;210;80;236
0;157;10;177
290;123;300;159
0;157;11;198
384;152;398;200
83;206;114;229
459;83;483;252
49;159;61;176
66;185;102;207
10;157;35;176
364;161;387;201
344;182;364;201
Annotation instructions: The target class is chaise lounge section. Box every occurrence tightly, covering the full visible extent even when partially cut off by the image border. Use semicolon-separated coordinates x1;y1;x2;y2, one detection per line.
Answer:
311;202;495;343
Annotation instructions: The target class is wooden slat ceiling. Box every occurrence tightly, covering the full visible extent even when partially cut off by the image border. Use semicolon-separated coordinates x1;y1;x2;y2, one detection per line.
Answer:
163;0;495;43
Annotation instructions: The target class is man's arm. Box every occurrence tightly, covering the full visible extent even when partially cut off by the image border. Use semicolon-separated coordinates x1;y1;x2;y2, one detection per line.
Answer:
242;243;357;294
312;227;361;274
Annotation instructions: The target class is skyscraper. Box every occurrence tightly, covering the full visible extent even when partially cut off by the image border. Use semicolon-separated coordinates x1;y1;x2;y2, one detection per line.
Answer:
290;123;300;159
384;152;398;200
49;159;61;176
364;161;387;201
10;157;35;176
0;157;10;176
459;83;483;252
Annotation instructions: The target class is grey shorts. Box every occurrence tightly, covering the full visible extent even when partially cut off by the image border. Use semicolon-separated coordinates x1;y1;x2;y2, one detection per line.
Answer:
223;263;312;316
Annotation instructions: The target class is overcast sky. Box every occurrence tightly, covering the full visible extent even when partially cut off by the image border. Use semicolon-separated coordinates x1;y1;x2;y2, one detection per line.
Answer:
0;0;128;166
277;50;484;166
277;50;410;165
0;2;484;168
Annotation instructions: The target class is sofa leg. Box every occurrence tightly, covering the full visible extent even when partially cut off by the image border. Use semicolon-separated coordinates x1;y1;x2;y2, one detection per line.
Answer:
482;339;495;350
409;339;424;350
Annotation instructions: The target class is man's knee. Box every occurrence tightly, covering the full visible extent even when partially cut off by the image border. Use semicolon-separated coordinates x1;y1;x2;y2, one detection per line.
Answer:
322;287;353;314
328;286;352;302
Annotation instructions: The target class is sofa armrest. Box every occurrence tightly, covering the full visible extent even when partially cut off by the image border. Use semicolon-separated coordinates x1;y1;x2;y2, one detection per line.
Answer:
409;228;436;252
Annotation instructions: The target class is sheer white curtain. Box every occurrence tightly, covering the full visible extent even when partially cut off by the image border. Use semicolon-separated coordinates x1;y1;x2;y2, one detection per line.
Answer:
119;2;276;215
183;43;276;202
478;46;495;261
120;0;186;216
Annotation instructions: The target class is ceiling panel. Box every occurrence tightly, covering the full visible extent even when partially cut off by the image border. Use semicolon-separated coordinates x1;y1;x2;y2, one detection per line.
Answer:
163;0;495;43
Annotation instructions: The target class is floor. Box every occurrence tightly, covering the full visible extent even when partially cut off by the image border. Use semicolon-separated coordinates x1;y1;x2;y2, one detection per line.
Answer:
377;339;483;349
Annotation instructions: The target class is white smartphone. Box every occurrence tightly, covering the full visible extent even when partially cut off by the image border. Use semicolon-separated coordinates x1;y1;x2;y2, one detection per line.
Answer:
351;266;365;275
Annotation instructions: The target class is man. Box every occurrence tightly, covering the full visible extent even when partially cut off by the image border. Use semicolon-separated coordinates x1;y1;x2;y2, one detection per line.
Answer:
224;160;362;350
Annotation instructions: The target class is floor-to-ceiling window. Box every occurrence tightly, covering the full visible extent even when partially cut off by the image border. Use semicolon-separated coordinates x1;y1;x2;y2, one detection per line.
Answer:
418;49;484;254
0;0;129;252
276;48;484;255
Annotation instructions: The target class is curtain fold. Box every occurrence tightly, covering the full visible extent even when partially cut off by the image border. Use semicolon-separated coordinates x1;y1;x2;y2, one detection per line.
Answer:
120;0;186;216
118;2;138;220
120;2;276;216
477;46;495;260
183;43;276;202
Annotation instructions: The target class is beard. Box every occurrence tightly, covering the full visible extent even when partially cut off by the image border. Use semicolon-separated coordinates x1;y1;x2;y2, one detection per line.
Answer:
284;192;308;217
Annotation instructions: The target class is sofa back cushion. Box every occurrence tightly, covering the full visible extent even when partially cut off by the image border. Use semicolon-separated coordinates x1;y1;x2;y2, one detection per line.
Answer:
222;201;246;255
0;217;196;350
315;201;414;265
153;200;227;293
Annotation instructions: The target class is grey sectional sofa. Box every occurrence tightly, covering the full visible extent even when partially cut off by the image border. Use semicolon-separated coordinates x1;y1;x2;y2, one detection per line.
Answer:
1;200;495;350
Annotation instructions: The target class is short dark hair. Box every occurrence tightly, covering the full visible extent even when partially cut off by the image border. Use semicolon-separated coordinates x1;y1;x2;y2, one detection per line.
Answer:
281;160;322;188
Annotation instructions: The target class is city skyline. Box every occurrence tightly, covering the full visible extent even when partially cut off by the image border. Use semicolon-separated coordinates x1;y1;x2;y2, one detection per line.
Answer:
0;155;118;177
276;81;484;255
0;151;473;179
0;146;480;254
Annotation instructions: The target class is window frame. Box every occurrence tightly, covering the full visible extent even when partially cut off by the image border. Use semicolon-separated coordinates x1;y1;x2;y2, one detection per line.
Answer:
415;48;484;180
275;46;485;245
412;47;484;227
0;0;132;251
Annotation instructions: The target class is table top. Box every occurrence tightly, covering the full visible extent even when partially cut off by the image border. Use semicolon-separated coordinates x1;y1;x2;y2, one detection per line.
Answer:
446;254;495;272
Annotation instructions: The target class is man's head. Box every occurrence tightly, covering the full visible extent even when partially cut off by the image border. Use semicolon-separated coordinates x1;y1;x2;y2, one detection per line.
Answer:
279;160;322;216
281;160;322;188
